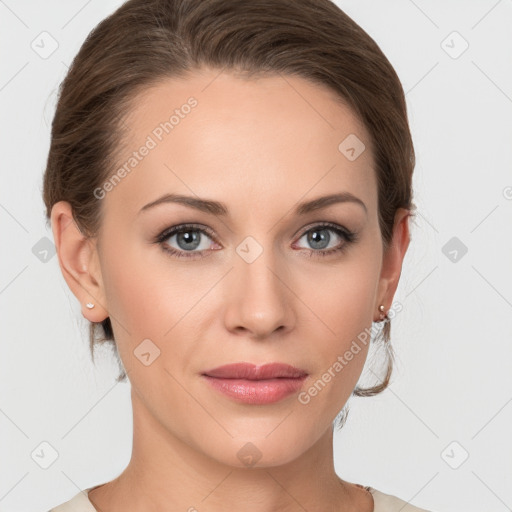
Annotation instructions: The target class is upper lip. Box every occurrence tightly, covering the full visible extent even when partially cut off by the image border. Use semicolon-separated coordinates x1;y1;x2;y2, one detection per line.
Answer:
202;362;308;380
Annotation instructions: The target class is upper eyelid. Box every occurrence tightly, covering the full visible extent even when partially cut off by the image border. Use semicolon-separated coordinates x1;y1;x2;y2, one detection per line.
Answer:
158;223;216;239
296;221;348;234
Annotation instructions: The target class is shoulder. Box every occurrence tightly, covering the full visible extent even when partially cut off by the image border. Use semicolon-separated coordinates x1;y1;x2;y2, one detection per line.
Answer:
369;487;434;512
48;488;96;512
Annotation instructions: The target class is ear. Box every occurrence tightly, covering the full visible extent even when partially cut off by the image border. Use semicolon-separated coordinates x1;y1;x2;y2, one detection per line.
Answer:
50;201;108;322
374;207;411;320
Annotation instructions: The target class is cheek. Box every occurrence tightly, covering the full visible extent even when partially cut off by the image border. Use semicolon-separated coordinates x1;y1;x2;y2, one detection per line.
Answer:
99;231;170;339
300;250;380;344
295;247;381;396
100;233;215;352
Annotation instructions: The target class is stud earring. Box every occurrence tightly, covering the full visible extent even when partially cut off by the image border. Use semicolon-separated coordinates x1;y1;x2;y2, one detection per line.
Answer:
86;302;95;309
378;304;387;322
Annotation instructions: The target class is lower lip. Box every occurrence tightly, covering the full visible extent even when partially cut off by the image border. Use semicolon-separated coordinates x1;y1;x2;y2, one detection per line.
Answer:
202;375;307;405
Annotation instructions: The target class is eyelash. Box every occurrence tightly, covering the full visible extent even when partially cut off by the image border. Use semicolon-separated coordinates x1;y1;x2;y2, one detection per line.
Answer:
154;222;358;260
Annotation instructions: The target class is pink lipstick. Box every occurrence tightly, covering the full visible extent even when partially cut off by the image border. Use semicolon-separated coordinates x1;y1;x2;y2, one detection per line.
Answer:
201;362;308;405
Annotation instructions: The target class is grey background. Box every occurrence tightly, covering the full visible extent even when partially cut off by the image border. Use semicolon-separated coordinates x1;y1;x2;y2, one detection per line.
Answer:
1;1;511;511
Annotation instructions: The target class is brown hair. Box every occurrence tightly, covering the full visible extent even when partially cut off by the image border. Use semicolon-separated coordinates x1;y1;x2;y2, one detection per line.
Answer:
42;0;415;428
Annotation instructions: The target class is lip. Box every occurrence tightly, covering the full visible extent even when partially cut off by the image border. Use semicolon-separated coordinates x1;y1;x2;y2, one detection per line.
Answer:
201;363;309;405
202;362;308;379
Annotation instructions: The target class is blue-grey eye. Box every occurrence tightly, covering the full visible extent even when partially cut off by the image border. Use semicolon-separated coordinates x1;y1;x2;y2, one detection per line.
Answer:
297;227;343;251
165;228;213;252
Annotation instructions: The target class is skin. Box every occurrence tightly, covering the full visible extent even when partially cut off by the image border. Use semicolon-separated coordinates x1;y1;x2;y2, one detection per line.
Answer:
51;67;410;512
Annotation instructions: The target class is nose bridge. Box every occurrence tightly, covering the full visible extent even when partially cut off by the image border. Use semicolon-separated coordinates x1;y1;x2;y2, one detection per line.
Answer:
225;233;293;337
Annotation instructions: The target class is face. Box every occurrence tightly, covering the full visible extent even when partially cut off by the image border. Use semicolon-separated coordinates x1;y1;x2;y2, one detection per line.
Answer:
55;67;408;469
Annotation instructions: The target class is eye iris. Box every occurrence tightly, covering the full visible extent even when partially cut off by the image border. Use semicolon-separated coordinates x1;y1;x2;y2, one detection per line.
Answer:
177;230;201;250
308;228;330;250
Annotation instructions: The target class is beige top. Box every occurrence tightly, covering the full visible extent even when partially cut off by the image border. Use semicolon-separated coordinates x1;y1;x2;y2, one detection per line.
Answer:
49;484;433;511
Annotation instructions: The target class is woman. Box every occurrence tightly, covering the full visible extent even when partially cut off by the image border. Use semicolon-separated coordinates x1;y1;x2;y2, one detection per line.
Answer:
44;0;434;510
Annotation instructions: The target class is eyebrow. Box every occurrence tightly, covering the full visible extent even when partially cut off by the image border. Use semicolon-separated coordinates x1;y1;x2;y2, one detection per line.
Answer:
138;191;367;217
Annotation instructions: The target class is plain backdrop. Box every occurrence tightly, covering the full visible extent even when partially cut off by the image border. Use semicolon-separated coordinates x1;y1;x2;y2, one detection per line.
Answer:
1;1;511;511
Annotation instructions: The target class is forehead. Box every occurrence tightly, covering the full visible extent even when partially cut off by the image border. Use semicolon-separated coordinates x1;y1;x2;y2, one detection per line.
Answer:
104;68;377;221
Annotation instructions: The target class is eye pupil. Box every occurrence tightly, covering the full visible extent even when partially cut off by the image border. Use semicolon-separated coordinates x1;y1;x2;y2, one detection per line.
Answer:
308;228;330;250
177;230;201;250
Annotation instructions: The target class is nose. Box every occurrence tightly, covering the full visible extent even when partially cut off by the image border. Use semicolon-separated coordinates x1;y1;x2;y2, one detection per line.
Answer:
223;245;295;340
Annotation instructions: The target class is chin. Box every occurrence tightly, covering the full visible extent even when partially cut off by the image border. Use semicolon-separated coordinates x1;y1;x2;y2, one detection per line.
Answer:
200;430;314;470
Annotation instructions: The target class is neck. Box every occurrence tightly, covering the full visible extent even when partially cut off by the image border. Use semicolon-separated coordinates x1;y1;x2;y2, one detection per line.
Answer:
88;389;370;512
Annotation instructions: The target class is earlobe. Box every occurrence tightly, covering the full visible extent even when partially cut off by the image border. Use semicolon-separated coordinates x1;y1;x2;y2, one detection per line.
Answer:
50;201;108;322
374;208;411;319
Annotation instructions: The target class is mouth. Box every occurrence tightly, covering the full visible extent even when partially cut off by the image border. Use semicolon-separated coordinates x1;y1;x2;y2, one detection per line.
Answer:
201;362;309;405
